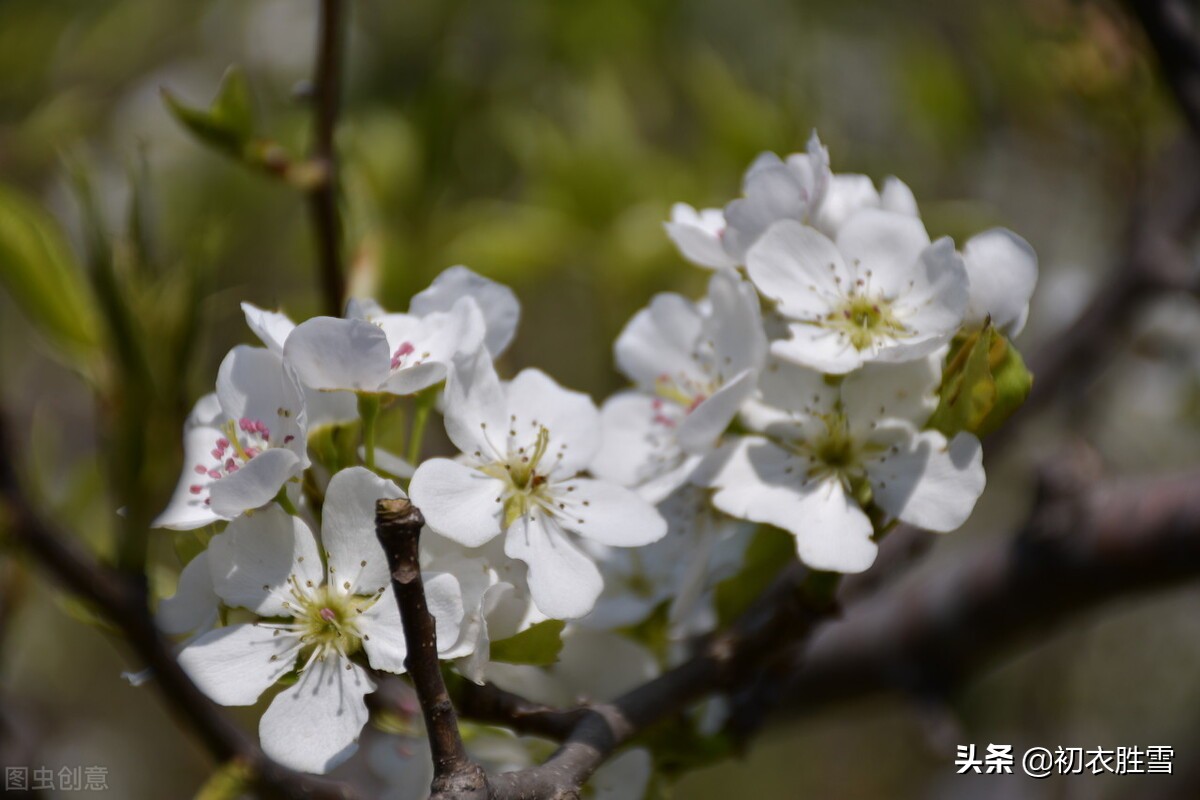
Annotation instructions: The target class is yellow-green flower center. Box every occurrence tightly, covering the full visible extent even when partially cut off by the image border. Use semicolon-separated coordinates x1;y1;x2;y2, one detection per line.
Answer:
480;427;556;528
824;294;907;351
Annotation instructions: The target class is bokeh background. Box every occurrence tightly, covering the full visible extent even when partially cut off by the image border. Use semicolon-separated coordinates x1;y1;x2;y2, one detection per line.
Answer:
2;0;1199;797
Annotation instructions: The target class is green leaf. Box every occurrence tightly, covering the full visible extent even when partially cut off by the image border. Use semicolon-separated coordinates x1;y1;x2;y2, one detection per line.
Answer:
193;759;253;800
0;184;101;363
162;65;254;159
713;526;794;627
929;325;1033;438
489;619;566;666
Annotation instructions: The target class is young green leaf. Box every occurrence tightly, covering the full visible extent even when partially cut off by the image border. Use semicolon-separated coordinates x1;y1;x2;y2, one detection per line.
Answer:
162;65;254;159
0;185;101;364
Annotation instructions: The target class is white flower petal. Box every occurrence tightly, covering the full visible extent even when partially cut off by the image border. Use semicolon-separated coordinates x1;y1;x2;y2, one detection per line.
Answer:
770;322;864;375
835;208;931;298
216;345;306;455
879;176;919;217
553;478;668;547
870;430;985;532
409;266;521;357
177;623;302;706
664;203;737;269
614;293;704;391
962;228;1038;336
889;237;969;346
381;298;486;396
284;316;392;392
157;551;219;636
442;348;508;458
358;586;407;673
704;269;767;376
505;369;600;474
745;220;848;322
590;391;680;489
259;653;375;774
240;302;295;354
676;368;758;453
425;571;466;654
840;358;940;433
724;156;812;260
703;437;877;573
322;467;404;596
813;173;880;236
409;458;506;547
207;447;300;519
504;515;602;619
153;424;227;530
207;504;323;615
304;386;359;429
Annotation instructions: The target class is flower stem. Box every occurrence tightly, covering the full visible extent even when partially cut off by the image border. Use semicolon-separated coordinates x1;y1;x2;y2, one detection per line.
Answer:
407;389;436;465
275;486;300;517
358;393;380;470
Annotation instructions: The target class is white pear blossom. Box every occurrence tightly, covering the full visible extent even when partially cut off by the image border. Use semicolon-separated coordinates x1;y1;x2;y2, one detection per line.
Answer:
746;212;969;374
154;346;308;530
241;302;360;427
409;265;521;357
176;468;467;773
664;204;737;270
408;353;668;619
284;295;486;397
665;132;921;268
961;228;1038;337
591;269;766;502
697;357;984;573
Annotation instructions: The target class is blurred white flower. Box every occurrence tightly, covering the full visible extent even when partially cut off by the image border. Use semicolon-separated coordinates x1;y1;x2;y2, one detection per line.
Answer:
961;228;1039;337
591;269;766;502
665;131;921;268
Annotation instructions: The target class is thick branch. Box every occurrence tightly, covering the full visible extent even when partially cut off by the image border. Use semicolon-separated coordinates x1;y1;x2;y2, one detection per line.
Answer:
375;498;487;799
781;468;1200;717
0;417;355;800
308;0;347;316
483;569;837;800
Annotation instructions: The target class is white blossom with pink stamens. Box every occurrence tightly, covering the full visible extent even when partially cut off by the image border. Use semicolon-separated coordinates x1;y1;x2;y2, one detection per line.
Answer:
590;268;766;503
154;345;309;530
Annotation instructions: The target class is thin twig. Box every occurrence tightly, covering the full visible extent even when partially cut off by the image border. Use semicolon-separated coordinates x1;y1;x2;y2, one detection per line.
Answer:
309;0;347;316
375;498;488;799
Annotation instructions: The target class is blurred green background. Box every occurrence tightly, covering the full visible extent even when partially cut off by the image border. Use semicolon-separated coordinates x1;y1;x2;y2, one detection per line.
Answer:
3;0;1200;797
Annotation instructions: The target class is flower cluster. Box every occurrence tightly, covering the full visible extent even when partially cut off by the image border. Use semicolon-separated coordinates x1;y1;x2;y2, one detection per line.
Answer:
147;131;1035;784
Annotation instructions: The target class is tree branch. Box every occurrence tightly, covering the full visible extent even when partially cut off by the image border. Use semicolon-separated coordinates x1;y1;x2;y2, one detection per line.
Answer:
308;0;347;316
0;416;357;800
476;568;837;800
779;467;1200;719
375;498;487;799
